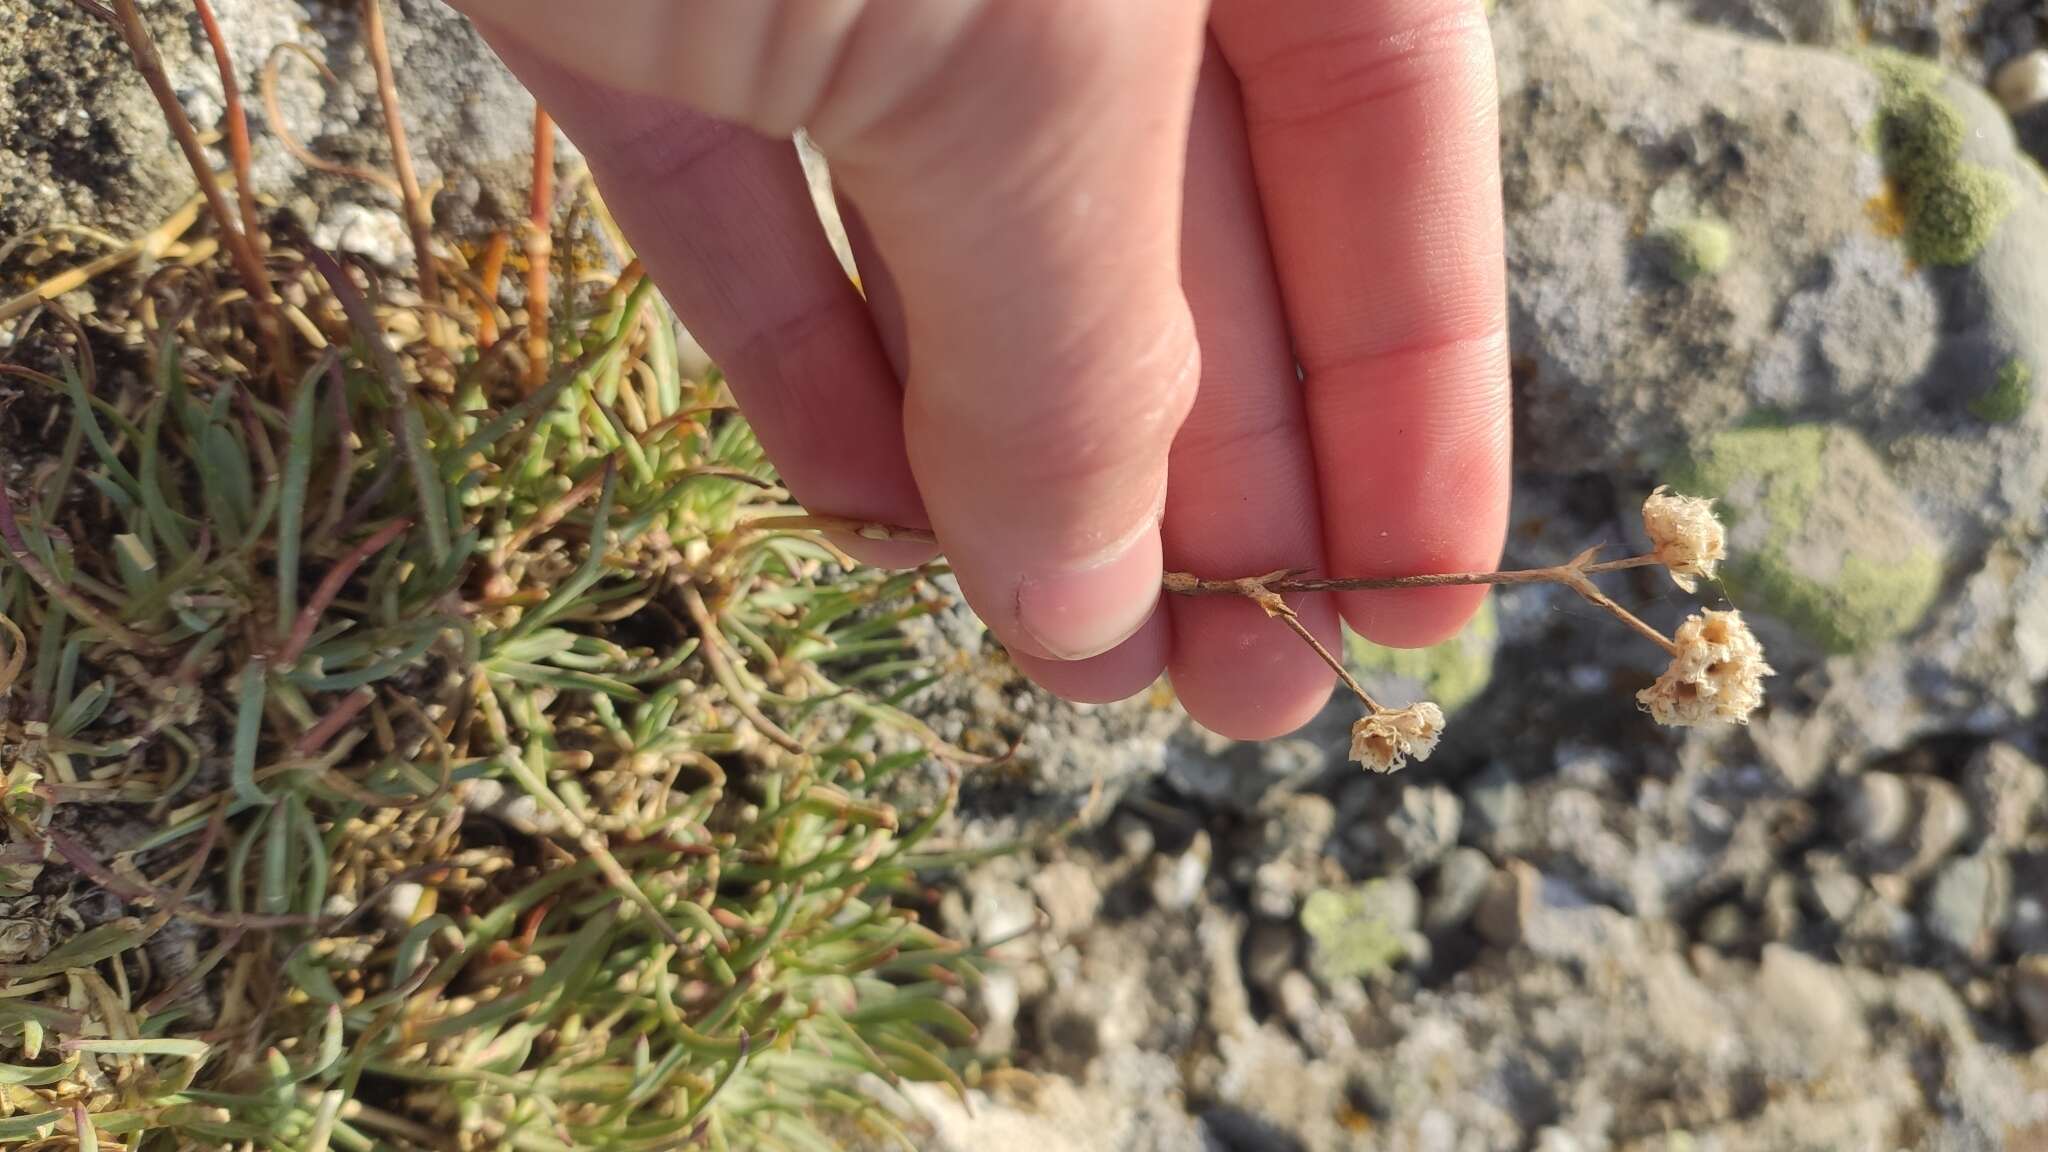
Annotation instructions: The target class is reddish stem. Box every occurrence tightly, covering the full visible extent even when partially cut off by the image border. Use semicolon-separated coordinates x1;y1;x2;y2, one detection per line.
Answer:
191;0;262;246
359;0;443;351
524;107;556;393
277;518;411;666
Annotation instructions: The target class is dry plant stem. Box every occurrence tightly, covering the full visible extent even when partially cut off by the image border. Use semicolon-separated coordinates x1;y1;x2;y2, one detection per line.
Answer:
107;0;289;384
278;518;412;667
1161;554;1658;596
0;199;202;325
261;44;403;196
191;0;261;246
680;583;806;755
524;108;557;394
361;0;442;343
1271;600;1381;712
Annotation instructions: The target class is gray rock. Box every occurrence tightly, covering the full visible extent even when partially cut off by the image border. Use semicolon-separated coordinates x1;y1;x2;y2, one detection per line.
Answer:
1964;742;2047;850
1684;0;1862;46
1381;786;1465;874
1497;0;2048;760
1425;847;1498;934
2007;855;2048;956
1241;919;1297;999
1033;859;1104;940
1463;763;1527;853
1807;859;1868;926
1992;50;2048;114
1844;771;1913;846
1149;832;1211;914
1163;732;1332;815
1847;772;1970;878
1752;944;1869;1077
1239;795;1336;919
0;0;554;243
1923;852;2013;959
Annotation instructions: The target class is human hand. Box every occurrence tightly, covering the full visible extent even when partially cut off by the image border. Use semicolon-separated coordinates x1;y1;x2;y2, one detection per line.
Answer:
446;0;1510;740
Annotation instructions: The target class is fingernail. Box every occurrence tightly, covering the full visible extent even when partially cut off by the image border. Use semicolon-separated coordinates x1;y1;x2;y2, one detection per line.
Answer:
1016;529;1163;661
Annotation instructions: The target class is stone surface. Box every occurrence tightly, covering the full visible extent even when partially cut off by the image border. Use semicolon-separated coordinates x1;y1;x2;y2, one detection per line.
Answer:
0;0;553;245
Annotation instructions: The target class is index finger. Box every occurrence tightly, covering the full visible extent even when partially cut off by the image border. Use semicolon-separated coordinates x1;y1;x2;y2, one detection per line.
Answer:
1211;0;1510;649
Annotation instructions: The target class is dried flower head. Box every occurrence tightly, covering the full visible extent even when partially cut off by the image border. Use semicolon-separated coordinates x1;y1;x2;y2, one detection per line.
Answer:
1638;609;1772;726
1641;487;1726;592
1349;702;1446;774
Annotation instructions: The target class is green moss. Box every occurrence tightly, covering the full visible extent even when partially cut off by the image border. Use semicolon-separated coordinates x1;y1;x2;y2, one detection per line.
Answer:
1676;425;1943;653
1301;883;1411;982
1345;597;1497;713
1871;53;2016;266
1673;424;1827;538
1650;216;1735;282
1970;359;2034;423
1904;165;2016;266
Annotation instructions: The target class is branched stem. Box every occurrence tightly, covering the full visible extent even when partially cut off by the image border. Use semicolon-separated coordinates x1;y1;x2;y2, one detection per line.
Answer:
741;516;1690;702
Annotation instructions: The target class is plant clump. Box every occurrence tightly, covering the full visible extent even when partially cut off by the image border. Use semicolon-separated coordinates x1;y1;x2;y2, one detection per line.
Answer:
0;3;990;1147
1970;358;2034;424
1873;52;2016;266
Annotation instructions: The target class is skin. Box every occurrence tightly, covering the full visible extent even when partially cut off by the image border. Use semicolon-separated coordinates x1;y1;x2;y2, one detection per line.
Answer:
447;0;1511;741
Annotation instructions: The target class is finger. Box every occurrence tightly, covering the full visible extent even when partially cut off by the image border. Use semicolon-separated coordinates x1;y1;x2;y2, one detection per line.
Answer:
1212;0;1511;649
1007;608;1173;705
817;1;1211;666
842;188;1184;704
833;194;908;376
473;30;935;567
1162;45;1337;740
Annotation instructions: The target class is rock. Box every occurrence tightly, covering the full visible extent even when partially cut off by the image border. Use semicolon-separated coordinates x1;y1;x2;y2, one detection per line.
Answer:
1845;772;1970;878
1346;600;1499;716
1463;763;1527;854
1149;832;1211;914
1497;0;2048;759
0;0;556;243
1681;0;1861;47
1807;860;1867;927
1844;771;1913;845
1299;879;1420;984
1994;50;2048;115
968;868;1039;951
1965;742;2047;849
906;1052;1212;1152
1162;732;1329;815
1676;425;1941;656
1198;908;1254;1041
1752;944;1868;1077
977;969;1022;1057
2008;855;2048;956
1923;851;2013;959
1425;847;1497;933
1380;786;1464;874
1274;970;1352;1058
1475;859;1538;949
1240;795;1336;919
310;201;412;269
2015;954;2048;1044
1033;859;1104;940
1242;919;1297;1000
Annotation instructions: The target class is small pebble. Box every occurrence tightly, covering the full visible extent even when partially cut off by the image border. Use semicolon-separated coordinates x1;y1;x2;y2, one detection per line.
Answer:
1993;51;2048;115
